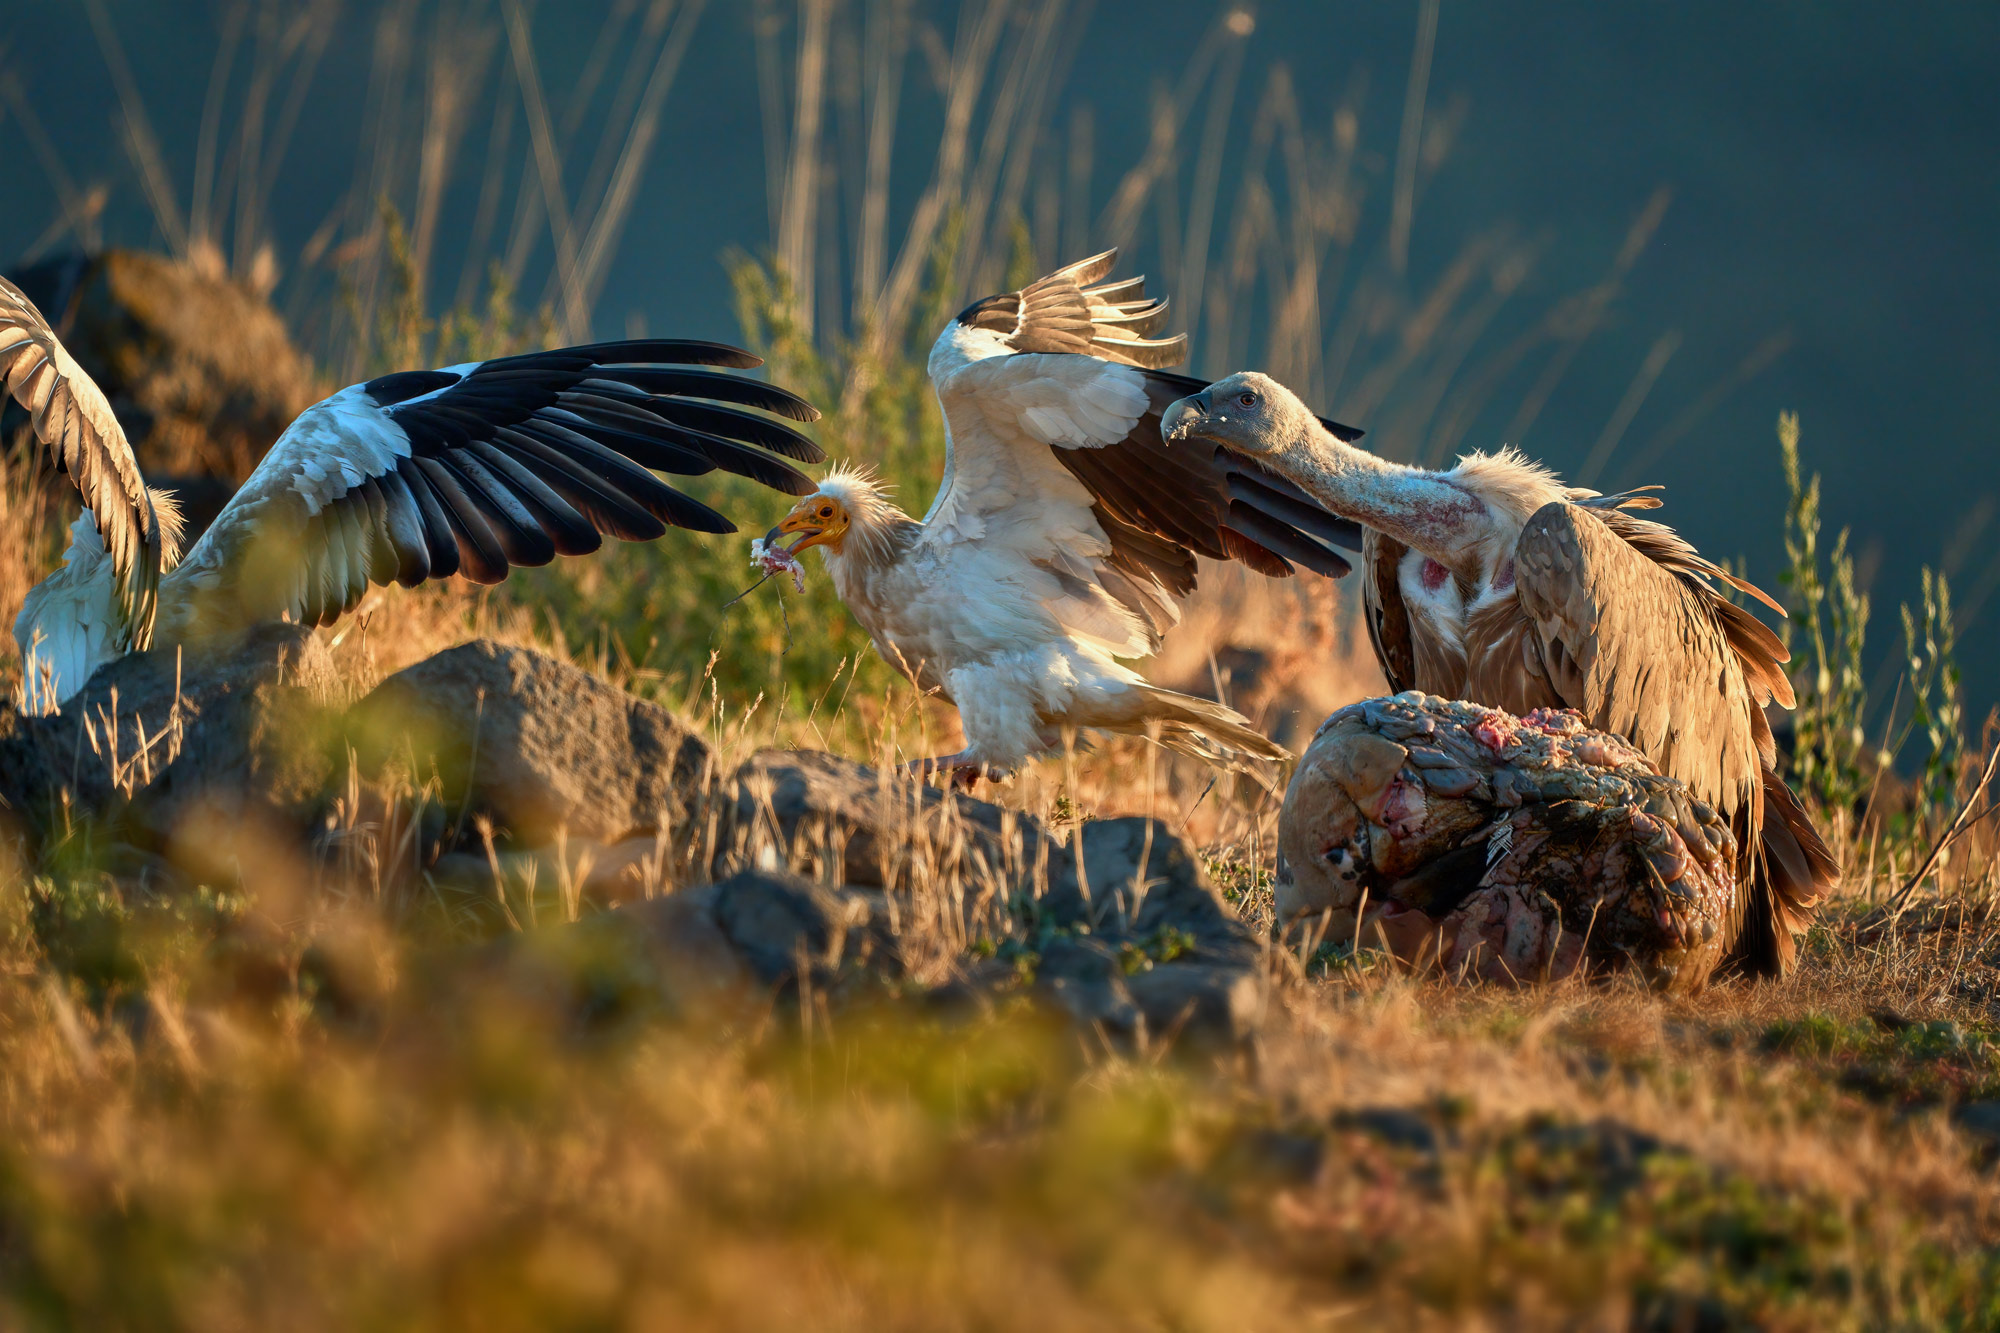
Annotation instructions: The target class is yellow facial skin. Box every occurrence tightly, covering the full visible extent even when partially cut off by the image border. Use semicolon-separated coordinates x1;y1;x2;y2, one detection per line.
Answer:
771;494;850;554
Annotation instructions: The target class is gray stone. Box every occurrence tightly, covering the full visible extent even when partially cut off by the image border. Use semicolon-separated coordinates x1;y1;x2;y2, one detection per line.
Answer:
1040;816;1256;964
474;884;757;1032
709;868;896;985
1953;1101;2000;1145
715;748;1060;891
1034;935;1141;1034
1125;961;1264;1043
1;621;340;839
348;640;711;847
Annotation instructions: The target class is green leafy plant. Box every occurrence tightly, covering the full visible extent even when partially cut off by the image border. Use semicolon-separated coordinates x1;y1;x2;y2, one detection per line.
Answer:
1777;412;1874;812
1901;565;1966;820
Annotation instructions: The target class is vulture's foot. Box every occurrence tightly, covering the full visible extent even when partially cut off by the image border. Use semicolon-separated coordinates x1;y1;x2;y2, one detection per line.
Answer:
1277;692;1737;994
904;752;1009;792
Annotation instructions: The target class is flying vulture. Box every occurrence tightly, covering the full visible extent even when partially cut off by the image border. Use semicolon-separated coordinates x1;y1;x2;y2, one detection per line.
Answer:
756;251;1364;786
4;273;822;712
1161;371;1838;976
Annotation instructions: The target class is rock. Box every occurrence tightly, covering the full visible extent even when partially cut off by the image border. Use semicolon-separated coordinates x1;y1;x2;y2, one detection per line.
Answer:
348;640;712;849
1042;816;1256;965
1125;961;1263;1042
1034;935;1142;1033
709;869;897;985
711;750;1266;1041
7;250;319;485
1277;692;1737;993
715;748;1061;891
475;884;759;1032
476;870;902;1033
1953;1102;2000;1146
0;622;341;840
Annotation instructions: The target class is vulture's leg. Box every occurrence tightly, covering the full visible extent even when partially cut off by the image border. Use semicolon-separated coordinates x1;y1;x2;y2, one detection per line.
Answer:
903;751;1004;791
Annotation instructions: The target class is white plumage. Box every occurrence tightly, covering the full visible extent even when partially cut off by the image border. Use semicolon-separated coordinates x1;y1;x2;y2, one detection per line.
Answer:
763;252;1367;784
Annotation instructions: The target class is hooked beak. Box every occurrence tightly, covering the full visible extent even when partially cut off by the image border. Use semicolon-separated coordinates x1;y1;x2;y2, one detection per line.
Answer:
767;506;827;554
1161;389;1213;443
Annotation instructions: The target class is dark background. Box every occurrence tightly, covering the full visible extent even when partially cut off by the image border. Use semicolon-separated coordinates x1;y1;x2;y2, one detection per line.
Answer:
5;1;1996;723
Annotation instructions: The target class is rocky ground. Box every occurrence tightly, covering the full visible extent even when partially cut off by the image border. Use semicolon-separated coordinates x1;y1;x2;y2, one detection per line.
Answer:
1;630;1268;1048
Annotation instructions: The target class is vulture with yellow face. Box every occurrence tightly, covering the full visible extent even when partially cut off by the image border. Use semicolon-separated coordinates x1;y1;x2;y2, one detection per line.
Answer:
758;251;1365;786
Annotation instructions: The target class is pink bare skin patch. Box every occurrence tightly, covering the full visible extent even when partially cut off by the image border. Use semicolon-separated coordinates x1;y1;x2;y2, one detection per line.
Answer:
1420;558;1449;592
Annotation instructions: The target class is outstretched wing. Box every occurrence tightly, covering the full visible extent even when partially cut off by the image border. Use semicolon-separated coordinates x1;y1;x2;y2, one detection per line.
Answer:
926;252;1364;655
165;340;821;632
0;276;164;645
1511;499;1835;974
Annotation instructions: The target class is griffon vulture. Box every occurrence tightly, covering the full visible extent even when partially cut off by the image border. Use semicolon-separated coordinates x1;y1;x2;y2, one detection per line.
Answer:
1161;371;1837;975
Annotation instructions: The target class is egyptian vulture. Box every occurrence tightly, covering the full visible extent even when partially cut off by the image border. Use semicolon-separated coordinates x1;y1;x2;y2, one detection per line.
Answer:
3;274;822;713
1161;371;1838;975
755;252;1364;786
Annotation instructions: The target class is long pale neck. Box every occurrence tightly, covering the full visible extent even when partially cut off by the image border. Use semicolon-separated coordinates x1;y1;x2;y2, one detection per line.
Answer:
1272;423;1488;567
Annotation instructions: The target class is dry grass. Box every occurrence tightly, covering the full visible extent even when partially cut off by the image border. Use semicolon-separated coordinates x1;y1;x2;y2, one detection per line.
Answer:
4;563;1999;1327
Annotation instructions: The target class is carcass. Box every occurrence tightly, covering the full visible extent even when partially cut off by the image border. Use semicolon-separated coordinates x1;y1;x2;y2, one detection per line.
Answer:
1276;692;1739;993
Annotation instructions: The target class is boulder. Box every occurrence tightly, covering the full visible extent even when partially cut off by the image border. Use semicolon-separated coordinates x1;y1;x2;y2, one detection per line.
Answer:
715;748;1059;891
0;622;341;839
7;250;319;485
347;640;712;848
708;869;899;986
1041;816;1256;966
467;883;758;1033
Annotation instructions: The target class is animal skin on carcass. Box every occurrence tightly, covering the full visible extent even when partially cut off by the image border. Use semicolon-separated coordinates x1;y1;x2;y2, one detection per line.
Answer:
1276;692;1738;994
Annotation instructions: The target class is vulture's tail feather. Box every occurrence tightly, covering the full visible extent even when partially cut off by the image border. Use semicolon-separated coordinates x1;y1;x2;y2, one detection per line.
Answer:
1112;683;1291;773
1730;766;1840;977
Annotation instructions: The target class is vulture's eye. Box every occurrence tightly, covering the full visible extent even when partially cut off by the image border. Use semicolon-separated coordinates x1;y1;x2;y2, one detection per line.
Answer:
1236;392;1258;409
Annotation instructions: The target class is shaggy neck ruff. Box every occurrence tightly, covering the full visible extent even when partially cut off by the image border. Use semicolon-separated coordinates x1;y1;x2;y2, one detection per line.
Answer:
812;470;922;573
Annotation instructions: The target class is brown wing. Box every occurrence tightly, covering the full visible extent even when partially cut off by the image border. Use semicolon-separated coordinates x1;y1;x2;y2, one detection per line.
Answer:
1055;370;1363;591
1361;528;1419;693
0;276;164;645
1513;500;1836;975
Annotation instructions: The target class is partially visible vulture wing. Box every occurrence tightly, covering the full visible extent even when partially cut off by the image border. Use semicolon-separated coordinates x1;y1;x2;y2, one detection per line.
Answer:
927;252;1364;656
1510;500;1836;975
163;340;821;634
0;276;165;645
1360;529;1418;694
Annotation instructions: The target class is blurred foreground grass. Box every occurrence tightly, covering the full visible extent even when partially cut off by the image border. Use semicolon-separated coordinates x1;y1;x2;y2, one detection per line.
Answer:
4;882;2000;1329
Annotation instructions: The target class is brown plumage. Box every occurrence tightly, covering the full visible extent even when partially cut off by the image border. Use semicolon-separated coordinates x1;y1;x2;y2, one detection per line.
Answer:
1163;371;1838;976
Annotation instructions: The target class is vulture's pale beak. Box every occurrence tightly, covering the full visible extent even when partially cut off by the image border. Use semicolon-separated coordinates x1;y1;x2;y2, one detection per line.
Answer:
1161;389;1213;443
